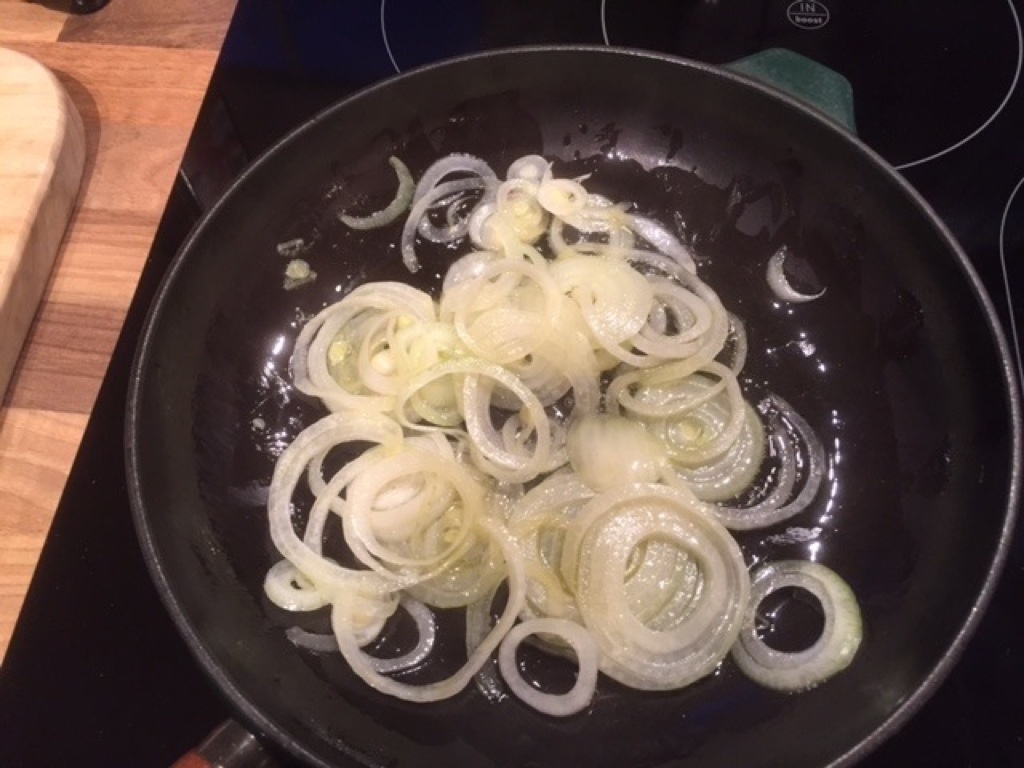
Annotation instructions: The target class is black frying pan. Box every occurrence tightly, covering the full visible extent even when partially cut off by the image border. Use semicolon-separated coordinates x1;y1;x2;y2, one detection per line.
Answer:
126;47;1021;768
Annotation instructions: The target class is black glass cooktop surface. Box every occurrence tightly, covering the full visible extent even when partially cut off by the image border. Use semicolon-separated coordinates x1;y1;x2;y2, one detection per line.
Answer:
1;1;1022;766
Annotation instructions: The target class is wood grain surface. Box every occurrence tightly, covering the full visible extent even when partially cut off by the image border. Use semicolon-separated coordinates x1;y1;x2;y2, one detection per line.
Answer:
0;0;234;662
0;45;86;397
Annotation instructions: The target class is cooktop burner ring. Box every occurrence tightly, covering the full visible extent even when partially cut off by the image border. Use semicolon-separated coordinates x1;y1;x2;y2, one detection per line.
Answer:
895;0;1022;170
381;0;401;74
999;172;1024;393
599;0;1023;172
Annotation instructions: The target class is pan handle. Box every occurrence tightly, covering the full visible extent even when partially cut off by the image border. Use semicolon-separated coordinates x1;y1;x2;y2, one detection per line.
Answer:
725;48;857;134
171;719;277;768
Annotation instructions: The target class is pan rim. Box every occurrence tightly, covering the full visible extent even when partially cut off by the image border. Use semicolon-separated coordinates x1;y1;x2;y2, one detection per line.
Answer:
125;44;1023;768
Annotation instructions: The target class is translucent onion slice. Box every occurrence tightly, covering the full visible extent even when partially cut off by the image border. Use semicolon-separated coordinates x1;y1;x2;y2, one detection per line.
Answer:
461;372;554;483
724;314;749;374
606;311;731;413
340;156;414;230
623;539;703;630
412;153;498;203
393;359;557;484
552;254;657;367
285;596;437;675
624;363;748;468
632;278;714;358
495;178;549;243
767;246;826;303
628;214;697;273
536;176;588;219
266;410;404;596
341;447;484;578
731;560;862;691
369;597;438;673
667;403;766;503
415;178;487;244
507;154;549;183
561;198;633;245
443;256;563;365
400;154;499;272
291;282;437;414
442;250;501;293
285;626;338;653
507;473;595;621
561;483;750;690
566;413;665;492
709;394;825;531
265;561;329;612
330;517;527;703
498;618;599;716
268;152;844;715
466;586;508;703
406;526;506;608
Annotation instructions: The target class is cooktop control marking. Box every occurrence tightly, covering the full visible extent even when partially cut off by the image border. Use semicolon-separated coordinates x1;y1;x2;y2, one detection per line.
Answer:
787;1;831;30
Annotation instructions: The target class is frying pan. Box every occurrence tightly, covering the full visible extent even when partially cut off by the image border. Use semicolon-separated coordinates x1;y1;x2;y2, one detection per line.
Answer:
126;47;1022;768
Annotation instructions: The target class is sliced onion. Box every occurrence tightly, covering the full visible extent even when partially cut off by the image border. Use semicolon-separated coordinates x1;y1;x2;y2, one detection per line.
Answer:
412;153;498;203
622;363;748;469
466;586;509;703
285;627;339;653
443;255;563;364
268;152;845;715
561;483;750;690
265;561;329;612
567;413;665;492
291;281;437;414
341;448;483;578
368;597;438;673
284;596;437;675
266;410;404;592
400;154;499;272
507;154;549;182
708;394;825;531
442;250;501;293
507;472;595;621
767;246;826;303
731;560;862;691
628;215;697;273
498;618;599;716
415;178;488;243
537;176;588;219
407;525;506;608
330;517;526;703
495;178;548;243
276;238;307;257
461;372;554;483
724;314;748;374
552;254;656;367
393;359;557;483
666;402;766;503
340;156;414;230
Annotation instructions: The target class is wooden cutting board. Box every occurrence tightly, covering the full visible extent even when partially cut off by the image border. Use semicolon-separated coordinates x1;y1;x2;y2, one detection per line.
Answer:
0;46;85;396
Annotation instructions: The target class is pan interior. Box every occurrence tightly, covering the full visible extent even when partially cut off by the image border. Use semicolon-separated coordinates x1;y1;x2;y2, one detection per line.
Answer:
129;49;1018;768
